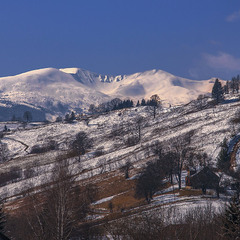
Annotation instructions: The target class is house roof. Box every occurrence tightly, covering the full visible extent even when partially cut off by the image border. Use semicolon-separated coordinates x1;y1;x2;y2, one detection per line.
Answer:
190;166;219;189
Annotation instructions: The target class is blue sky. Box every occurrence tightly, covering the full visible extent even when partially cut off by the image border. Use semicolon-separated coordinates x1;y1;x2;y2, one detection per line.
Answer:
0;0;240;79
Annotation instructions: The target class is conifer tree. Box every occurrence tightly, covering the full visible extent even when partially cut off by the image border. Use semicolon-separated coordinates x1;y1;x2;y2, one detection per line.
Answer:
141;99;146;106
212;78;224;103
222;196;240;239
224;81;229;94
0;200;6;234
23;111;33;122
217;138;230;172
70;111;76;121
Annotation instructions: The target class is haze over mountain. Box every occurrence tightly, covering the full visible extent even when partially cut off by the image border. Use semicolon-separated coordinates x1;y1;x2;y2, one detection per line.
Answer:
0;67;222;121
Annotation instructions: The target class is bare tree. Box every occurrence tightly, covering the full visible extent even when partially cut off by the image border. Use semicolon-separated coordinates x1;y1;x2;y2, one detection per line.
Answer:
97;158;107;174
135;116;145;141
72;131;93;162
149;94;162;119
169;131;195;189
120;160;133;179
9;159;97;240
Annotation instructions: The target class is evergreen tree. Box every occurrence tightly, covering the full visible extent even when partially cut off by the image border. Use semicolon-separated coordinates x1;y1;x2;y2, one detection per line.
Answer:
212;78;224;103
224;81;229;94
64;113;70;122
70;111;76;121
0;200;6;233
141;99;146;106
217;138;230;172
3;126;7;132
130;100;134;107
222;196;240;239
88;104;96;114
136;100;140;107
23;111;33;122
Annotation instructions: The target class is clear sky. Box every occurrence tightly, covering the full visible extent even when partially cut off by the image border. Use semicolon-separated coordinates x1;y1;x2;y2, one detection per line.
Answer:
0;0;240;80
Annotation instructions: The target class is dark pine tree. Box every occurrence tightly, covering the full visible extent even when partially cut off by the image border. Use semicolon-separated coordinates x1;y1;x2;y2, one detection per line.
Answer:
212;78;224;103
223;81;230;94
0;200;6;234
222;196;240;239
141;99;146;106
217;138;230;173
23;111;33;122
70;111;76;121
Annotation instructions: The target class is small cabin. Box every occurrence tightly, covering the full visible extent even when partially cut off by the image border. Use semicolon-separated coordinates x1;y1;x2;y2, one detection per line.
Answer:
187;167;220;194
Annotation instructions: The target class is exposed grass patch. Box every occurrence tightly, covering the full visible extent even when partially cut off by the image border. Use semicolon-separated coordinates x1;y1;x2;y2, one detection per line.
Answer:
179;188;202;197
95;174;136;200
95;188;145;212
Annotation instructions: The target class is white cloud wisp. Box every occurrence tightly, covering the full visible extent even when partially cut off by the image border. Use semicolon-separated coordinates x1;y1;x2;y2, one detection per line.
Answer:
226;10;240;22
203;52;240;71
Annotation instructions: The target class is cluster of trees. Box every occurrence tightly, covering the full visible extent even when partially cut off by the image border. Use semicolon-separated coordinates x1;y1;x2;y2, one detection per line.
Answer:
135;131;216;203
137;94;162;118
104;200;240;240
2;190;240;239
112;99;134;110
212;74;240;104
88;94;162;116
4;159;98;240
223;74;240;94
64;111;76;123
110;116;146;147
89;98;129;113
136;94;161;108
11;111;33;123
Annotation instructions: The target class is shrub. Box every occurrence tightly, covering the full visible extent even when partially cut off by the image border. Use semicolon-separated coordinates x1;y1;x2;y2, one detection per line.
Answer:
94;147;105;157
30;140;58;154
125;135;139;147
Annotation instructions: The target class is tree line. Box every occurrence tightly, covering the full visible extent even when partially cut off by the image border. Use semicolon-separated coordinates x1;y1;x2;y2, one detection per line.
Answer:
88;94;162;114
211;74;240;104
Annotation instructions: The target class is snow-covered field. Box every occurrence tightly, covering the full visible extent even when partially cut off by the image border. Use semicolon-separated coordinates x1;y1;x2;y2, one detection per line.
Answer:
0;99;239;216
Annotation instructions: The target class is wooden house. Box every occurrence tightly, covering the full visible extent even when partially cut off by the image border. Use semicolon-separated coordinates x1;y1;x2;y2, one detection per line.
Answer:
187;167;220;195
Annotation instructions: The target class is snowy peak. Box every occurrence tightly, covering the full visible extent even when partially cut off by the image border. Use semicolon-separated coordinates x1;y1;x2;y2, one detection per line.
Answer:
0;67;225;121
60;68;125;86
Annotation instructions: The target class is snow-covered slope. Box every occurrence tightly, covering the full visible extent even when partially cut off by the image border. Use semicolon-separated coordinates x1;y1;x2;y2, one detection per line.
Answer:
60;68;222;106
1;99;239;200
0;68;110;120
0;67;223;120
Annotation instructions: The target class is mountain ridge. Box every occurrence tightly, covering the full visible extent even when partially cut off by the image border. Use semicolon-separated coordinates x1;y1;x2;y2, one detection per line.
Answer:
0;67;224;121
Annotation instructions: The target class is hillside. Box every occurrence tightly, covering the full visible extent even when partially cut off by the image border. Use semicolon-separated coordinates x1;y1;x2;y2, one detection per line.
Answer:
0;95;239;238
0;98;238;201
0;67;223;121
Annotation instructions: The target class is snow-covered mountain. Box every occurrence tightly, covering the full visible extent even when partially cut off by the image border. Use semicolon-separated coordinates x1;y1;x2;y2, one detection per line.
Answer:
0;67;222;121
